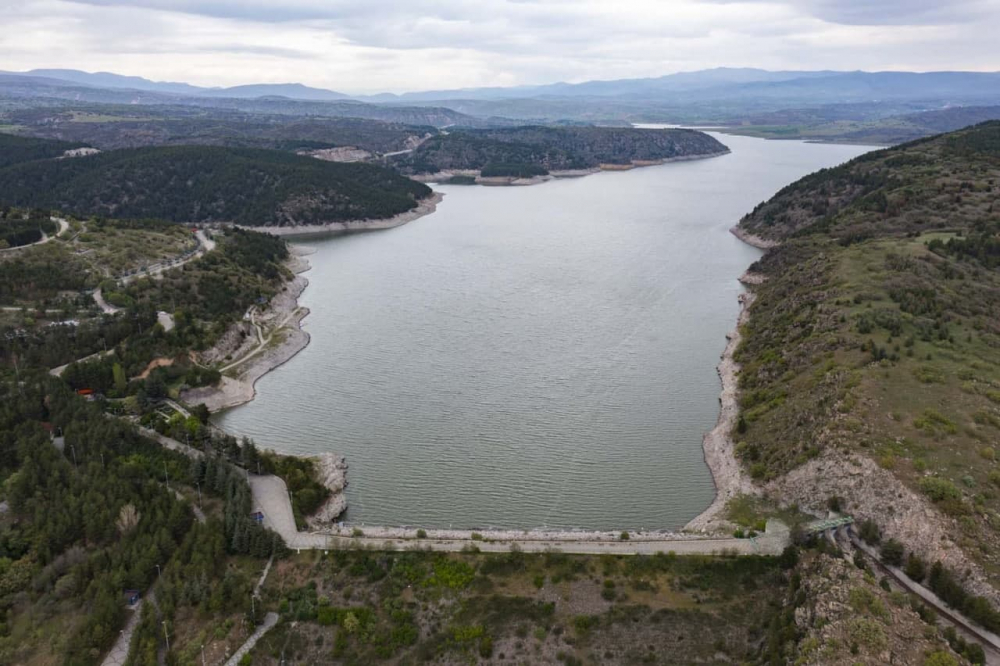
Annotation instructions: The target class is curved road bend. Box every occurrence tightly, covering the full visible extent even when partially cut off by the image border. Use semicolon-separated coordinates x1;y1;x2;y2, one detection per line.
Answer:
0;216;68;254
93;228;217;314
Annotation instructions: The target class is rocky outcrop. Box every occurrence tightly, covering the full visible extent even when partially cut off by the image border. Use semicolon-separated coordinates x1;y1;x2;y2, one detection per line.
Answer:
791;554;960;665
769;452;1000;607
307;453;348;527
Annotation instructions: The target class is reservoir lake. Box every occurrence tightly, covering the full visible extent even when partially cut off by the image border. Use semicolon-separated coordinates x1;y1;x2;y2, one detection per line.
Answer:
215;133;872;530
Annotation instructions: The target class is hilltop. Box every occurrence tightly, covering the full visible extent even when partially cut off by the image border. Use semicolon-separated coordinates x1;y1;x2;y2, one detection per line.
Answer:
0;141;432;226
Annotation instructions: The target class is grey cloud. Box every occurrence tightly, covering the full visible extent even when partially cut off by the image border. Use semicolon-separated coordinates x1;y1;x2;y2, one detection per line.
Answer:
705;0;997;26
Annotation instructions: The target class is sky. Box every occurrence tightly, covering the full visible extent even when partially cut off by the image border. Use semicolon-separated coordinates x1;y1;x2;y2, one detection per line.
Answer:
2;0;999;94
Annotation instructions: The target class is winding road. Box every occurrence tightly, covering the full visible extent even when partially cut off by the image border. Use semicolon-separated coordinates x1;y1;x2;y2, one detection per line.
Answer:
0;216;68;253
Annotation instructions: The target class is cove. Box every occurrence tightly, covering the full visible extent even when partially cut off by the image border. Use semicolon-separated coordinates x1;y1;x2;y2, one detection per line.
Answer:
215;133;872;530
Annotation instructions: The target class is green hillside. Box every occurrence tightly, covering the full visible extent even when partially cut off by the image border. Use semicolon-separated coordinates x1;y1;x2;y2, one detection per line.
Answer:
733;122;1000;608
0;143;432;226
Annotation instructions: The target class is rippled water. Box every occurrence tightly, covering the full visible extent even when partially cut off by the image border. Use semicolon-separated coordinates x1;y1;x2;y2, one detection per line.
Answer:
215;134;871;530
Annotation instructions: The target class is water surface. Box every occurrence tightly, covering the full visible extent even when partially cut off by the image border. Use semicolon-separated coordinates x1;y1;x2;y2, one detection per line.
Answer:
216;134;871;530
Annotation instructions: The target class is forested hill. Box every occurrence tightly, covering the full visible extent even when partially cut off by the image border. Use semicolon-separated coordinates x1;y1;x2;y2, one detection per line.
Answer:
0;143;432;226
739;121;1000;243
730;121;1000;630
0;132;87;168
393;126;728;174
6;106;434;153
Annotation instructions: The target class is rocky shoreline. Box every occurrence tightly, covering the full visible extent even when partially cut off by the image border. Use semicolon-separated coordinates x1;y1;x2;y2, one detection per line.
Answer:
245;192;444;238
685;269;764;532
410;150;731;187
181;247;313;412
729;224;779;249
307;453;349;527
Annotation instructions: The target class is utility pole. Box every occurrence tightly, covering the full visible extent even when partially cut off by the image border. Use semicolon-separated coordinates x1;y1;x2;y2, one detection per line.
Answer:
155;563;161;578
162;621;170;652
70;444;78;468
201;644;206;666
163;462;169;487
196;480;202;508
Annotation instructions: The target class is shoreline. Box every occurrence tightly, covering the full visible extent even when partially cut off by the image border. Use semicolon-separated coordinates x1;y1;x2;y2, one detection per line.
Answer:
243;191;444;238
410;149;731;187
729;224;779;249
181;247;314;412
684;265;765;532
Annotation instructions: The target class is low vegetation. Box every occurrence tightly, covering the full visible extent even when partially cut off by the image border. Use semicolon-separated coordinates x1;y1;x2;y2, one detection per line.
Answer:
733;122;1000;596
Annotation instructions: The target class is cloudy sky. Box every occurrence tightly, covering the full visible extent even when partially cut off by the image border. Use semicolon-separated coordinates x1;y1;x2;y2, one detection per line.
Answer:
2;0;999;93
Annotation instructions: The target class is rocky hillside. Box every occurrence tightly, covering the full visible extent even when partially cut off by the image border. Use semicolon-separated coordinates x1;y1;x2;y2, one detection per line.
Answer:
393;126;728;174
732;122;1000;618
0;142;432;226
788;551;972;665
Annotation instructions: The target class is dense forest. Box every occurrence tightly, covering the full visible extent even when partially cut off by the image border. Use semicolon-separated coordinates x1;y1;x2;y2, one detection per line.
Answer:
731;121;1000;633
393;126;728;174
0;376;284;664
0;132;86;169
0;142;432;226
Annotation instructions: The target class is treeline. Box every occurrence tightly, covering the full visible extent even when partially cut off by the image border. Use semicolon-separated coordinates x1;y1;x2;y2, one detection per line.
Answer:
929;222;1000;269
394;126;727;174
0;143;432;226
0;132;86;169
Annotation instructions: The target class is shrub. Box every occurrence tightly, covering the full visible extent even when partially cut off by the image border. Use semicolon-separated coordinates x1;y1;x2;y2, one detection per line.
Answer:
924;652;959;666
914;409;957;435
779;545;799;570
619;531;629;541
919;477;962;502
904;553;927;582
416;529;427;539
858;519;881;545
880;539;905;566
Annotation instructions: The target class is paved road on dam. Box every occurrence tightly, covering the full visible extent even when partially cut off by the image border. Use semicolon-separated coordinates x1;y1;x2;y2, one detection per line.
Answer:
248;474;789;556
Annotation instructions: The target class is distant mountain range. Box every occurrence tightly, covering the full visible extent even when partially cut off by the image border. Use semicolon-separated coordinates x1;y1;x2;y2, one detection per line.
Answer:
5;69;352;101
5;67;1000;106
3;67;1000;127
